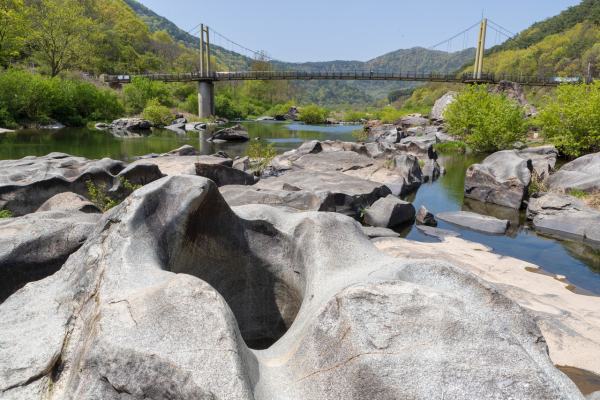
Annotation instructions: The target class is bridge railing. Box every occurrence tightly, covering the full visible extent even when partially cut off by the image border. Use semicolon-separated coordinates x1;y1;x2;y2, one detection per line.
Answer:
102;71;581;86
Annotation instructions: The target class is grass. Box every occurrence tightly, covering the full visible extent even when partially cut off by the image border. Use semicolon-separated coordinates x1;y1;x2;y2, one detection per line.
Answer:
570;189;590;198
418;159;426;168
434;141;468;153
528;172;549;196
385;158;394;169
570;189;600;210
87;177;142;212
352;128;368;143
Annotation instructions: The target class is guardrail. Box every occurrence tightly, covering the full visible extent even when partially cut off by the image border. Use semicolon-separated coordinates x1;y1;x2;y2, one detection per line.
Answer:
103;71;583;87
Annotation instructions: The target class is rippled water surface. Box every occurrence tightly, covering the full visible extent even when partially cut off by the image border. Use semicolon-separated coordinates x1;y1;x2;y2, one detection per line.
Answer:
2;121;599;294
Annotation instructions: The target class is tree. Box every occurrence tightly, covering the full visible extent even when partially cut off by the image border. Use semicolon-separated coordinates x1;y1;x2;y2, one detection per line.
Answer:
298;104;329;124
29;0;101;77
536;81;600;156
444;84;529;152
0;0;29;65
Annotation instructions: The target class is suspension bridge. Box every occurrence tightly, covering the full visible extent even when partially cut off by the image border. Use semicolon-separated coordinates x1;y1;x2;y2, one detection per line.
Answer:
102;19;578;118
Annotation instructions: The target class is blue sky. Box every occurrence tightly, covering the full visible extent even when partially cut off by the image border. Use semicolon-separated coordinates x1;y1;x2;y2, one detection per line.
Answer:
136;0;581;62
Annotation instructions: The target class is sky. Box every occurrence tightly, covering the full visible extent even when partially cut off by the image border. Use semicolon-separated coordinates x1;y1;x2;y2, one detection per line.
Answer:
135;0;582;63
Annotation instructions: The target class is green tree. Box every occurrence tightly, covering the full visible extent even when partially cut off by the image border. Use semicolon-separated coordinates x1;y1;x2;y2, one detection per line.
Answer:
141;98;172;126
122;76;172;114
0;0;29;65
444;84;529;152
29;0;101;77
536;81;600;156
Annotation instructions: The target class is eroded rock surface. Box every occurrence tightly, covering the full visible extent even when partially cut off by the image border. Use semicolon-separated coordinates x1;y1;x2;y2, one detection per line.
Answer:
108;118;152;131
437;210;510;235
429;91;457;123
0;175;584;400
0;153;162;216
465;150;533;209
219;185;335;211
364;194;416;228
195;163;257;187
209;124;250;142
548;152;600;194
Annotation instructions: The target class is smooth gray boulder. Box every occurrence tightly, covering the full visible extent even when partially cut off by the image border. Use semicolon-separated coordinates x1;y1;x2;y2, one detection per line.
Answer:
164;144;200;157
491;81;538;117
255;169;391;216
416;205;437;226
392;113;429;126
0;154;163;216
364;194;416;228
291;151;374;172
275;114;285;121
219;185;335;212
284;106;299;121
0;209;102;303
233;156;250;171
165;123;186;132
256;116;275;121
465;150;533;209
422;159;442;182
185;122;207;131
108;118;152;130
36;192;101;214
375;127;402;144
0;174;583;400
195;163;257;187
437;210;511;235
209;124;250;142
547;152;600;194
519;147;558;179
170;118;187;125
386;154;423;195
429;91;457;123
527;193;600;245
416;225;461;239
360;226;401;238
129;155;232;175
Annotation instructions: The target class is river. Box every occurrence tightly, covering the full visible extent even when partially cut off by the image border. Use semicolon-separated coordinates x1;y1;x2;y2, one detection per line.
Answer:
2;121;599;295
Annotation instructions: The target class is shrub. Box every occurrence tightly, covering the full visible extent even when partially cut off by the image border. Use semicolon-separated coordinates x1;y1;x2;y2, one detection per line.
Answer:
444;84;529;152
434;141;468;153
249;142;277;177
352;128;367;143
343;110;367;122
183;93;199;115
87;177;142;212
122;77;173;115
298;104;329;124
0;209;12;218
278;101;297;115
142;98;173;126
536;81;600;157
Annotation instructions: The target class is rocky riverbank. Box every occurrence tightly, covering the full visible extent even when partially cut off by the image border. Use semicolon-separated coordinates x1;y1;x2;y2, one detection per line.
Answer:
1;139;599;399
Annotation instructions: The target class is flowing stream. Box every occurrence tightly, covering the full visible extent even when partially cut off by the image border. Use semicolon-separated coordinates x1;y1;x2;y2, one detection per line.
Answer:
2;121;599;295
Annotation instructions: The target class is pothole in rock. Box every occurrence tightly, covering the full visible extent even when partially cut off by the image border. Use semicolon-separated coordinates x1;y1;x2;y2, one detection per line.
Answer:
166;206;306;350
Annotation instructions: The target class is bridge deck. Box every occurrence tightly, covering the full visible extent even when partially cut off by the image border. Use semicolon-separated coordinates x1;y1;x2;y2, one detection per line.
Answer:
103;71;576;87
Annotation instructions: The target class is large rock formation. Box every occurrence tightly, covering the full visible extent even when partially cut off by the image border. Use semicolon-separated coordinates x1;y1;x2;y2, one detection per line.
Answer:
0;153;163;216
108;118;152;131
364;194;416;228
437;210;511;235
0;206;102;303
465;150;533;209
284;106;299;121
429;91;457;123
195;163;257;187
519;147;558;179
491;81;538;117
547;152;600;194
526;193;600;245
0;175;584;399
219;186;335;211
208;124;250;142
392;113;429;127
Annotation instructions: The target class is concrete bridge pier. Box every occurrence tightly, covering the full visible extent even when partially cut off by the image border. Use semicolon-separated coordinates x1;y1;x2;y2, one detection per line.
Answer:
198;81;215;119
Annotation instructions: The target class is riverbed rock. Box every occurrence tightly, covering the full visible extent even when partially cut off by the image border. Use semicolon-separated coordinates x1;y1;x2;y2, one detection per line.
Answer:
375;127;402;143
233;156;250;171
491;81;538;117
465;150;533;209
170;118;187;125
129;155;232;175
360;226;401;238
185;122;207;131
275;114;285;121
0;209;102;303
0;128;15;134
219;186;335;211
437;210;511;235
527;193;600;245
209;124;250;142
0;154;163;216
256;116;275;121
165;144;200;157
392;113;429;127
36;192;101;214
364;194;416;228
429;91;457;123
94;123;108;129
0;174;583;400
255;169;391;216
291;151;374;172
416;205;437;226
346;154;424;196
108;118;152;131
547;152;600;194
416;225;461;239
195;163;257;187
422;159;442;182
284;106;299;121
519;146;558;179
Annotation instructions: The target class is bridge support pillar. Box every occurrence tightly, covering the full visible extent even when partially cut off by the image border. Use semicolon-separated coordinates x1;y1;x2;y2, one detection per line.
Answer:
198;81;215;119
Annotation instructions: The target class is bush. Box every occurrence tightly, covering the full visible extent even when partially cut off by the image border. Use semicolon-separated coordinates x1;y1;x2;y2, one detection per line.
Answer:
372;107;402;124
343;110;367;122
434;141;468;153
87;177;142;212
183;93;199;115
0;209;12;218
122;77;173;115
142;98;173;126
249;142;277;177
536;82;600;157
298;104;329;124
351;128;367;143
444;84;529;152
278;101;297;115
